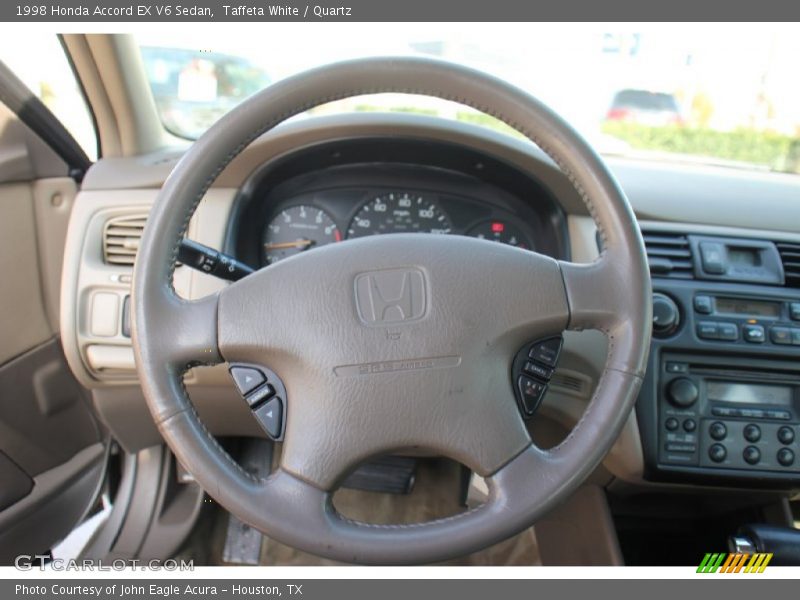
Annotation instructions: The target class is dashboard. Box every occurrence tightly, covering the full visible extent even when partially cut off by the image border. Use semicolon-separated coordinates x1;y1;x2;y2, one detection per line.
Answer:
60;112;800;493
224;138;569;269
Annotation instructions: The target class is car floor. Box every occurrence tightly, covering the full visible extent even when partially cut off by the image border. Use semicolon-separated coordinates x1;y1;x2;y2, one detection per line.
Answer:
177;458;540;566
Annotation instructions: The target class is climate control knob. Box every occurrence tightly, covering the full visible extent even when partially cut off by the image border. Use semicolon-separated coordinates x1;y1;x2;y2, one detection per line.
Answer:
668;377;699;408
652;293;681;337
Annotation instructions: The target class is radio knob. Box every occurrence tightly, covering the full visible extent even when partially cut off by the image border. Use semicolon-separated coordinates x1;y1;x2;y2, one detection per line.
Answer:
668;377;699;408
652;293;680;337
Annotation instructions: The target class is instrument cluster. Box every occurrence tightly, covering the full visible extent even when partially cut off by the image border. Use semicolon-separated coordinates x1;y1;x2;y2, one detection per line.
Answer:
261;189;535;266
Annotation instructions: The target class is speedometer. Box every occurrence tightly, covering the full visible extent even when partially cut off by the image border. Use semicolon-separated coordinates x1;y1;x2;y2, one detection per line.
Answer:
347;192;452;238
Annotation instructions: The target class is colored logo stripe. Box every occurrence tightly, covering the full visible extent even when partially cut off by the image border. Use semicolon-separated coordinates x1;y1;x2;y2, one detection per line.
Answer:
697;552;773;573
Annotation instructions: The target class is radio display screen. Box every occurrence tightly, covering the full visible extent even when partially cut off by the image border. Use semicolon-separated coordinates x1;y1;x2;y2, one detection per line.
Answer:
707;381;793;406
715;297;781;318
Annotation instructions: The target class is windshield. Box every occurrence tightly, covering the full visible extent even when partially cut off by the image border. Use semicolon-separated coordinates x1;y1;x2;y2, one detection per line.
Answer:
136;24;800;175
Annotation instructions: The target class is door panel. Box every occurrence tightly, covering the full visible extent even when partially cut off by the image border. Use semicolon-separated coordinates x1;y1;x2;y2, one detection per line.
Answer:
0;181;53;364
0;103;106;562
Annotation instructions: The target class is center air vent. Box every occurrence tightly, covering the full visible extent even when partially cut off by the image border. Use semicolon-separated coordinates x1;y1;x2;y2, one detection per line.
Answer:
641;231;694;279
103;214;147;266
776;241;800;288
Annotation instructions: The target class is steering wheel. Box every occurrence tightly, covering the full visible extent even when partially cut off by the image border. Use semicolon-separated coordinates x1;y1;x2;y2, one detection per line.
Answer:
132;57;651;565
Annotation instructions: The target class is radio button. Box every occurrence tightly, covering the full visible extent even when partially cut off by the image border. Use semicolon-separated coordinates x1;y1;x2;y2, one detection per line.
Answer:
791;329;800;346
718;322;739;341
708;444;727;463
664;417;679;431
666;442;696;453
740;408;765;419
770;326;793;345
709;421;727;441
778;426;795;445
790;302;800;321
694;295;713;314
712;407;736;417
777;448;795;467
743;324;766;343
743;424;761;443
766;409;792;420
743;446;761;465
697;321;719;340
683;419;697;432
665;361;689;374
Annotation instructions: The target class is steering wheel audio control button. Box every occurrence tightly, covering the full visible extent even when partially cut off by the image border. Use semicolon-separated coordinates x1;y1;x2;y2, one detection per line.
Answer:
513;335;563;419
518;376;547;415
230;366;265;396
523;361;553;380
228;362;288;441
254;397;283;439
246;383;276;408
528;337;562;368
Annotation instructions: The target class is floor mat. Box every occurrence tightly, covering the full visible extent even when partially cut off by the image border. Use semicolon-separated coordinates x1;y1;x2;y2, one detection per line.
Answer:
177;458;541;566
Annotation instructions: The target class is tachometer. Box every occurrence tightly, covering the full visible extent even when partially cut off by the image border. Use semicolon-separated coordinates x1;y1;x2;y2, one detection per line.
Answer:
263;205;341;264
347;192;452;238
465;220;532;250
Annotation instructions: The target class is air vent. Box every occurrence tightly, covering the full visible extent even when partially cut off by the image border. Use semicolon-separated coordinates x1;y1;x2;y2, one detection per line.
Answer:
550;369;592;399
103;214;147;266
641;231;694;279
776;241;800;288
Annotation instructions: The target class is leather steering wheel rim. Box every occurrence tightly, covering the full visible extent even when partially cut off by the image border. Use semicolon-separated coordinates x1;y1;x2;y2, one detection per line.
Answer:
132;57;652;565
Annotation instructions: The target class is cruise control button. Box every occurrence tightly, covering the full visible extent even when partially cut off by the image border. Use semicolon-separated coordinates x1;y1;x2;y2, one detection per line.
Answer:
743;324;766;343
770;326;792;345
518;376;547;415
230;367;265;396
253;397;283;439
528;337;562;368
697;321;719;340
523;361;553;380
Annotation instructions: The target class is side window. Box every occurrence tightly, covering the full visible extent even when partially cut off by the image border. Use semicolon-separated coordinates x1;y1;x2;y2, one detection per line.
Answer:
0;33;97;161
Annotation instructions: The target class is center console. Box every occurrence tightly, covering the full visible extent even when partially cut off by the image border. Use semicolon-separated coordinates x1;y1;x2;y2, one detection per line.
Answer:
637;228;800;487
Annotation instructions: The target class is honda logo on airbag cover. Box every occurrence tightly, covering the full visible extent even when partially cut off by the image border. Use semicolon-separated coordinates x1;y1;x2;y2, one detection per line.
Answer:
354;268;427;325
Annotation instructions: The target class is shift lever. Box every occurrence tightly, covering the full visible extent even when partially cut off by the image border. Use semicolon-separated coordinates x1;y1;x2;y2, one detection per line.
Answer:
729;524;800;566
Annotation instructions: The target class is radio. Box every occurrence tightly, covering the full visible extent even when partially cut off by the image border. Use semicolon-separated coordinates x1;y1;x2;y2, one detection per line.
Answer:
658;354;800;474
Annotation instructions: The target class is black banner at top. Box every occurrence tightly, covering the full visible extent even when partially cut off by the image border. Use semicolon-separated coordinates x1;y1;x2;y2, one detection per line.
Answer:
3;0;800;22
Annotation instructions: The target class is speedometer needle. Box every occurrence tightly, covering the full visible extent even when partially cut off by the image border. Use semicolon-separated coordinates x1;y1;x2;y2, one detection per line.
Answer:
264;239;315;250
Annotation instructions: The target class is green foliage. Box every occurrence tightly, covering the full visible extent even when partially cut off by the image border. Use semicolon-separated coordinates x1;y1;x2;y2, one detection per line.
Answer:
602;122;799;171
